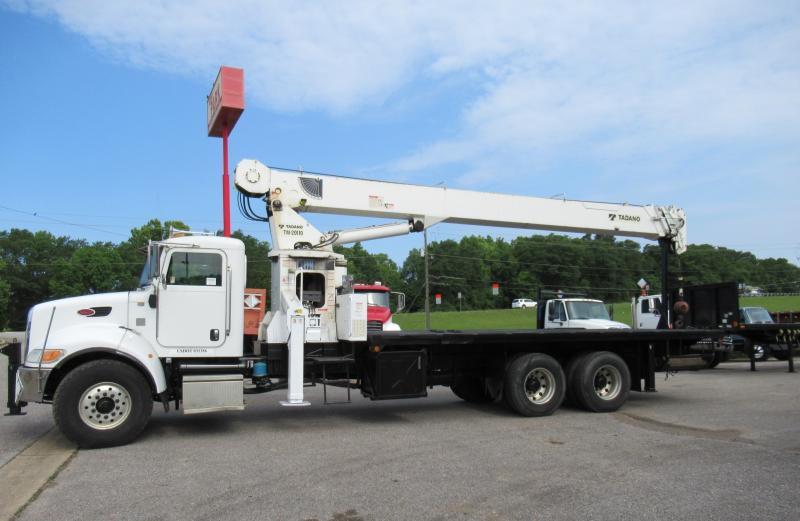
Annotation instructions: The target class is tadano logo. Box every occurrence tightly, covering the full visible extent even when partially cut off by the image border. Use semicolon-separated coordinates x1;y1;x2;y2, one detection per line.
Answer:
609;213;641;223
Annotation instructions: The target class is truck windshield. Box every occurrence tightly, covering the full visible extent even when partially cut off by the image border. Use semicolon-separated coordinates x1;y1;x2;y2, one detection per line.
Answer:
743;308;773;324
566;301;610;320
358;291;390;308
138;245;160;287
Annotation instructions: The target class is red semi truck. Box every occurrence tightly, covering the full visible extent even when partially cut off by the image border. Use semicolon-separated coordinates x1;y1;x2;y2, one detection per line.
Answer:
352;283;404;332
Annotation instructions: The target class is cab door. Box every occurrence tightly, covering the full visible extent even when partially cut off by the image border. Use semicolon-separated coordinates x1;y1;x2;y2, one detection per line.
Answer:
157;249;228;348
638;297;661;330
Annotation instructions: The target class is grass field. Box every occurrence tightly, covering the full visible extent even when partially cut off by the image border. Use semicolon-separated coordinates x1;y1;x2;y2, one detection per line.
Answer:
393;295;800;331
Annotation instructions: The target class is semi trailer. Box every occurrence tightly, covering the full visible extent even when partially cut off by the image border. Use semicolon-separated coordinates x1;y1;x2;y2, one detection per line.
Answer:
4;159;798;448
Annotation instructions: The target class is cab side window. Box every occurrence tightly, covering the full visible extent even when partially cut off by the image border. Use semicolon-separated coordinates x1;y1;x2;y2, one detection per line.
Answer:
166;252;222;286
557;302;567;321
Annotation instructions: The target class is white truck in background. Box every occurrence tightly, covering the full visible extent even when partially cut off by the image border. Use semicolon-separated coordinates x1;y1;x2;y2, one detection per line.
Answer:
541;298;630;330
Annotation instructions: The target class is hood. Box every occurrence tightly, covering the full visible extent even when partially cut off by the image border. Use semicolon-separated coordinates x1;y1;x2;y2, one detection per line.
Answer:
367;305;392;323
28;291;130;352
569;319;631;330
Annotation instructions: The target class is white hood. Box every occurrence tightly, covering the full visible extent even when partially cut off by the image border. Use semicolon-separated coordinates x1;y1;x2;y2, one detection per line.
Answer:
568;319;631;330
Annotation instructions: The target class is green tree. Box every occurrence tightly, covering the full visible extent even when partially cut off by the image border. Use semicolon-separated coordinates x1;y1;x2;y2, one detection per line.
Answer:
232;230;271;290
116;219;189;289
50;244;130;297
0;259;10;330
0;229;85;329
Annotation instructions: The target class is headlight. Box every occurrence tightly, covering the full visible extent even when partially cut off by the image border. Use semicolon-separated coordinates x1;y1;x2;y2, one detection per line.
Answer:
25;349;65;365
26;349;42;364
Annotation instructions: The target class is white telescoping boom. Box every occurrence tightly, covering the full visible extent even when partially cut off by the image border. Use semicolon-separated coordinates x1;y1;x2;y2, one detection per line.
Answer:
235;160;686;254
234;159;687;407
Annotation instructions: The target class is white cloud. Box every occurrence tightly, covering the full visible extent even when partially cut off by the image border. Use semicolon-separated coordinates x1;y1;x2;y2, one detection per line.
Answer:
5;0;800;261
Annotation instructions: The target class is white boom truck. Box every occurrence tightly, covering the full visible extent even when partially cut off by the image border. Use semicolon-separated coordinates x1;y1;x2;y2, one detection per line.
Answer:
8;158;720;449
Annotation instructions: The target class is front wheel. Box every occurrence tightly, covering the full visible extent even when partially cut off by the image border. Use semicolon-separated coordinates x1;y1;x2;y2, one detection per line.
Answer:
503;353;565;417
53;360;153;449
752;344;768;361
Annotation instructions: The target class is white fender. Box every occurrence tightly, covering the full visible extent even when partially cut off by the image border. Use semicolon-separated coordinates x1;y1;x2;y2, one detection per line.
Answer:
50;323;167;393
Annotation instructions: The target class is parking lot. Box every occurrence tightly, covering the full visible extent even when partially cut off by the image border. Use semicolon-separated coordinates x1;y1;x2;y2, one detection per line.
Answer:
2;360;799;521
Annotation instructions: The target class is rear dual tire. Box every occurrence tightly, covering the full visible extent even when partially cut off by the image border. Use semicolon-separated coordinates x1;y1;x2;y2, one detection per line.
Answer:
567;351;630;413
503;353;565;417
451;376;493;403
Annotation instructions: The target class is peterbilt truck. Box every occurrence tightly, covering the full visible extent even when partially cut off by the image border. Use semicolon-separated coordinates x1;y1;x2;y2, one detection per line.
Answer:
6;158;798;448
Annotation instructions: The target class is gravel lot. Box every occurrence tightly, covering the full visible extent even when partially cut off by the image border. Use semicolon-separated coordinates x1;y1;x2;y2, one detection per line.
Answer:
3;360;800;521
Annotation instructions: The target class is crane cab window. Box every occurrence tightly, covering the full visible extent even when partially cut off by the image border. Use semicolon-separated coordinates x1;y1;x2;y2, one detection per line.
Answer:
296;273;325;308
166;252;222;286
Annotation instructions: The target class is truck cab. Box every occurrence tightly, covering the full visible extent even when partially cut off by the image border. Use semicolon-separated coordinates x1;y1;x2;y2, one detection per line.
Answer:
632;295;663;330
542;298;629;330
352;283;404;332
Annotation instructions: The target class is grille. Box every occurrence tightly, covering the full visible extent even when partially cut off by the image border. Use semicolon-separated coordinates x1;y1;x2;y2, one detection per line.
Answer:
367;320;383;332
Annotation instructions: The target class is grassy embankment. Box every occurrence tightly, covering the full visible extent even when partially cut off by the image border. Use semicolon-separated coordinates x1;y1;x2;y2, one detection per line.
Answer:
393;295;800;331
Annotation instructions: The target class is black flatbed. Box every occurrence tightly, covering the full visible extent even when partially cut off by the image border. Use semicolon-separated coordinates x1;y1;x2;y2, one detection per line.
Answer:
369;327;729;346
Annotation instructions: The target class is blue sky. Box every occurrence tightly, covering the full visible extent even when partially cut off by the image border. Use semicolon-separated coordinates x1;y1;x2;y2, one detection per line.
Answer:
1;1;799;268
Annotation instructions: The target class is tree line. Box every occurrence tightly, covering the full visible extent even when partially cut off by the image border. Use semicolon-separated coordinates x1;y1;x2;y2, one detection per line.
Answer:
2;221;798;329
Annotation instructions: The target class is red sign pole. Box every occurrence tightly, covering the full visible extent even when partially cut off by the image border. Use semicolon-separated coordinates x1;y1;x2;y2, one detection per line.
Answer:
222;124;231;237
207;66;244;238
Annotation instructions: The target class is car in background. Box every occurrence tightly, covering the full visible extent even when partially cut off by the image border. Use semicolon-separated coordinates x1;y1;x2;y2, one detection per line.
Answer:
723;306;789;361
511;298;537;309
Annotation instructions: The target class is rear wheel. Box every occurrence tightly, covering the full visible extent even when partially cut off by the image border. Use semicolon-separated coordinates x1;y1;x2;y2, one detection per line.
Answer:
503;353;564;417
570;351;630;413
703;352;726;368
451;376;492;403
772;349;790;361
53;360;153;449
564;352;589;405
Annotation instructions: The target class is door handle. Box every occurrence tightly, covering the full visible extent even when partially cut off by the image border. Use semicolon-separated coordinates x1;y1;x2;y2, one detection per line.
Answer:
210;329;220;341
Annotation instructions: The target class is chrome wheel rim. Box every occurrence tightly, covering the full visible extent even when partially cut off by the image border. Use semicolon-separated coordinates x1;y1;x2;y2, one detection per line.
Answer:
594;365;622;401
78;382;132;430
523;368;556;404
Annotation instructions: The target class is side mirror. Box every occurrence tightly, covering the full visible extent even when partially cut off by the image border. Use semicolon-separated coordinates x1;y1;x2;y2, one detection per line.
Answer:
392;292;406;313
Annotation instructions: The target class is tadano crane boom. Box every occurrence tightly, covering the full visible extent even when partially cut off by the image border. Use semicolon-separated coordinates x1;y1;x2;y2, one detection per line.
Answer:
234;158;689;407
234;160;687;254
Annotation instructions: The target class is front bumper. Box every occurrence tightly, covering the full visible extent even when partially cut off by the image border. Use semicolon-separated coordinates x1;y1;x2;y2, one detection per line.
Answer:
16;366;52;404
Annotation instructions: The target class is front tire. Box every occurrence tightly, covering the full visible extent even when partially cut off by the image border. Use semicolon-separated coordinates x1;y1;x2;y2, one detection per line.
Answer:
570;351;630;413
503;353;565;417
53;360;153;449
752;344;768;361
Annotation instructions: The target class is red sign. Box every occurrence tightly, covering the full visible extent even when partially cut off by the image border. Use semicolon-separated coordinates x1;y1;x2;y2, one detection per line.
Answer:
207;66;245;137
492;282;499;296
435;293;442;305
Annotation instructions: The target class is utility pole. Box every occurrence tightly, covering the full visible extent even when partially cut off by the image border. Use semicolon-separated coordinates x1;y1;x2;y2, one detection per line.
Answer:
424;229;430;330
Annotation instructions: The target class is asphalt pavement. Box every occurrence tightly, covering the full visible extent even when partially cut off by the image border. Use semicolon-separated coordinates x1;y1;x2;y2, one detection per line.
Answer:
3;361;800;521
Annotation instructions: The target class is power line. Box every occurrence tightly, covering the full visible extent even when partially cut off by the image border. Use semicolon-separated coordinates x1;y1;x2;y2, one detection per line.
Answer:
0;205;128;238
